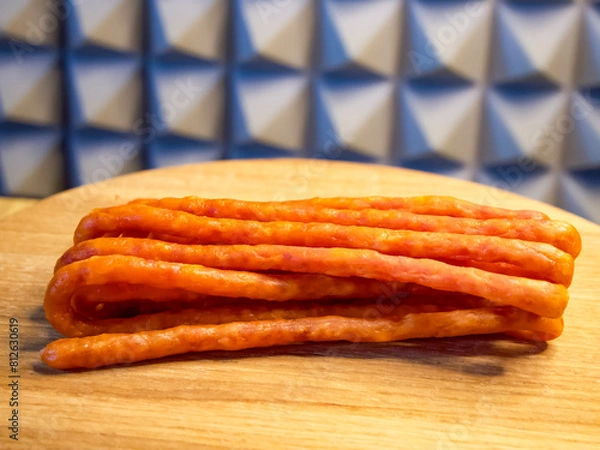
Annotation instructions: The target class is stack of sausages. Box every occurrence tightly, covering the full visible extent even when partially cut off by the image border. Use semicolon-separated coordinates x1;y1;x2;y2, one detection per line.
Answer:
40;196;581;369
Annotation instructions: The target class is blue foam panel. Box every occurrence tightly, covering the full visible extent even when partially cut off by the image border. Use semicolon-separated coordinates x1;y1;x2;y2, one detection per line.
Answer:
0;0;599;222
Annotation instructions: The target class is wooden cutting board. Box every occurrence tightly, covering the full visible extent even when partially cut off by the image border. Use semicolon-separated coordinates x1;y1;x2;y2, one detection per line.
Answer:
1;159;598;449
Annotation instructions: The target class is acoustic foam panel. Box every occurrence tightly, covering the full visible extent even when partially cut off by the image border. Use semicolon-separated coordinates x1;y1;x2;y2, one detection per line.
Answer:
0;0;598;222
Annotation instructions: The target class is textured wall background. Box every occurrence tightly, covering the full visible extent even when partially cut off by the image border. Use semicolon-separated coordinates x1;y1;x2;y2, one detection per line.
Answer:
0;0;599;222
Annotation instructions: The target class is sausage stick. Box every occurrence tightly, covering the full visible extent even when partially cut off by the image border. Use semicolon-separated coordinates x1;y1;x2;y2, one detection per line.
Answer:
45;253;568;340
73;205;574;286
132;197;580;256
40;308;564;370
280;196;550;220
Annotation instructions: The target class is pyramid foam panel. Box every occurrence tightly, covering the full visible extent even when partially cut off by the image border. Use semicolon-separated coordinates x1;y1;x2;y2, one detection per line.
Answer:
0;0;598;223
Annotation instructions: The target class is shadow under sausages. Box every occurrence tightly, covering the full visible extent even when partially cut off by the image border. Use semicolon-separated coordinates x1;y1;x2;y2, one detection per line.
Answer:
33;335;548;377
23;306;62;352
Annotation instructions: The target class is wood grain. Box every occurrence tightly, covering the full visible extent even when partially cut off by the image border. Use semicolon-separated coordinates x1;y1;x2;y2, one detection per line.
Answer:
0;197;38;219
0;159;598;449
